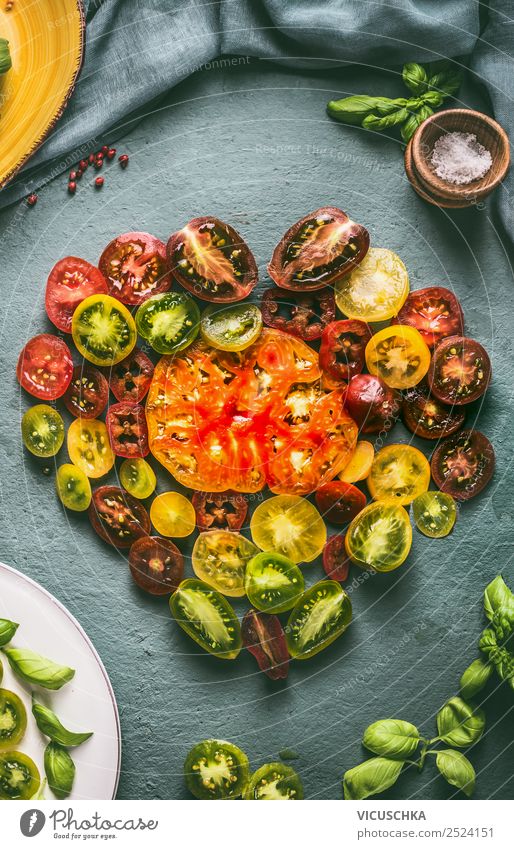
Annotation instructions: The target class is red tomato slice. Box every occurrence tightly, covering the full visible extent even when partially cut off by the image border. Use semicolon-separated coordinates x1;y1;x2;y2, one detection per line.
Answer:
395;286;464;348
106;402;150;458
315;481;366;524
323;534;351;582
99;232;171;306
45;257;108;333
17;334;73;400
109;348;154;403
63;364;109;419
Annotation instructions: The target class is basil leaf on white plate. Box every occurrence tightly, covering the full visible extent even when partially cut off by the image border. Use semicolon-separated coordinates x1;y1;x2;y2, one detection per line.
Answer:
2;647;75;690
44;743;75;799
32;702;93;747
0;618;18;647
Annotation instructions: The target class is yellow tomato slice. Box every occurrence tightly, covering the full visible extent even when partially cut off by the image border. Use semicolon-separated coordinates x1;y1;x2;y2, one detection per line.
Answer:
335;247;409;322
150;491;195;537
67;418;114;479
119;458;157;499
250;495;326;563
345;501;412;572
368;444;430;505
339;441;374;483
365;325;430;389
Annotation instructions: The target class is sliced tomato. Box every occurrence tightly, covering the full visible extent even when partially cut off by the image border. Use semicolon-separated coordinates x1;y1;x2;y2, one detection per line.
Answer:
345;502;412;572
89;485;151;547
335;247;409;322
109;348;154;403
63;364;109;418
99;232;171;305
322;535;351;582
241;609;290;680
339;441;374;483
319;320;371;383
428;336;491;405
17;334;73;400
128;536;184;595
167;216;257;303
345;374;400;433
261;286;336;341
395;286;464;348
286;581;352;659
192;491;248;531
365;325;431;389
45;256;108;333
268;207;369;291
368;444;430;506
106;402;149;458
431;430;495;501
315;481;366;525
402;384;465;439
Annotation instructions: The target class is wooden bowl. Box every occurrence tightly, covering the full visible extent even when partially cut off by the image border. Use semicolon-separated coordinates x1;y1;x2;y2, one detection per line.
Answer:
404;139;474;209
0;1;85;190
407;108;510;207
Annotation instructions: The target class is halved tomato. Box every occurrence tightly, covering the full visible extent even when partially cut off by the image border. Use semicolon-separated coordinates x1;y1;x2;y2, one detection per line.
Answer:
335;247;409;322
250;495;326;563
150;492;196;538
322;534;351;582
56;464;92;512
45;256;108;333
286;581;352;659
0;751;40;800
412;491;457;538
367;444;430;505
109;348;154;403
365;325;431;389
242;609;290;681
67;418;114;478
119;458;156;499
183;739;249;798
345;374;400;433
345;501;412;572
0;689;27;750
128;535;184;595
17;334;73;400
72;294;136;366
167;216;258;303
192;530;258;597
261;286;336;341
21;405;64;457
244;551;305;613
89;485;151;547
395;286;464;348
244;763;303;799
428;336;491;405
170;579;242;660
402;384;465;439
339;441;374;483
200;303;262;351
63;365;109;418
268;207;369;291
315;481;366;524
99;231;171;305
135;291;200;354
431;430;495;501
192;491;248;532
319;320;371;383
106;402;149;458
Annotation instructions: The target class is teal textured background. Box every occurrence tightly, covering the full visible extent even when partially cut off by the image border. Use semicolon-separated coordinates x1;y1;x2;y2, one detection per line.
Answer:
0;60;513;800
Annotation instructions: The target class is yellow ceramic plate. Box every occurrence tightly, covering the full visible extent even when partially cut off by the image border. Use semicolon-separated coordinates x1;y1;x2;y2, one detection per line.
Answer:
0;1;85;189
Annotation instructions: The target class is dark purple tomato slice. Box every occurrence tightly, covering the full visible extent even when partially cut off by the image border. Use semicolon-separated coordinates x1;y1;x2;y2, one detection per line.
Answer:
45;256;108;333
99;232;171;306
431;430;495;501
345;373;401;433
108;348;154;403
241;609;290;680
315;481;366;525
16;334;73;401
323;535;351;582
395;286;464;348
89;485;151;548
192;491;248;532
167;216;258;303
63;365;109;419
402;384;465;440
106;402;149;458
428;336;491;406
268;207;369;291
128;535;184;595
261;286;336;341
319;319;372;383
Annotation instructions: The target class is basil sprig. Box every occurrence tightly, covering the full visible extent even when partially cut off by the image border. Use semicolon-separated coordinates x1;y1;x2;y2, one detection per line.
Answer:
44;742;75;799
32;702;93;747
2;647;75;690
435;750;475;798
0;618;18;647
327;60;462;141
460;574;514;697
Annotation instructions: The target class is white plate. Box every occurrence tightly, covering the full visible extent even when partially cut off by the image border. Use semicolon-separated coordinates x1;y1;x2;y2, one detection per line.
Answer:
0;562;121;800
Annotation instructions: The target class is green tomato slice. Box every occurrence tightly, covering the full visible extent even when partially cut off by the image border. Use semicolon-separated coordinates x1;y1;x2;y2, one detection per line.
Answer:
412;490;457;538
21;404;64;458
200;303;262;351
119;458;156;499
135;291;200;354
244;763;304;800
72;294;136;366
286;580;352;660
192;531;258;598
169;579;242;659
244;551;305;613
56;464;92;512
0;689;27;751
345;501;412;572
184;739;250;799
0;750;40;800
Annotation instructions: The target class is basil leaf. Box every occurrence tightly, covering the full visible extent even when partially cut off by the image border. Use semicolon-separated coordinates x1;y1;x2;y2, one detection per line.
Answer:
327;96;400;125
363;719;420;759
278;748;299;761
484;576;514;621
460;658;493;700
435;749;475;797
32;702;93;747
402;63;429;95
362;108;409;132
0;619;18;647
343;757;404;800
436;697;485;747
44;742;75;799
2;648;75;690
